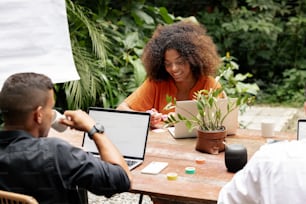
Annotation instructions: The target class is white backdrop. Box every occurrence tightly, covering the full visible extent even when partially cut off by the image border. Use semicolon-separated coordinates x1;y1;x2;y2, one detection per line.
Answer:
0;0;80;89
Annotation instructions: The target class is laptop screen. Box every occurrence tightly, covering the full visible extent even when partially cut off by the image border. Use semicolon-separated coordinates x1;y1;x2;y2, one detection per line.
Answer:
82;107;150;159
297;119;306;140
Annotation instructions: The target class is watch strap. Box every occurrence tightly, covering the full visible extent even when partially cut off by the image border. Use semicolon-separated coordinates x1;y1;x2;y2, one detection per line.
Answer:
88;126;97;139
87;123;104;139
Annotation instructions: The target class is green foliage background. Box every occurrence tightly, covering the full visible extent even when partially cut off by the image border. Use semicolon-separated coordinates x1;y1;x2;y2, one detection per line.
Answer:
56;0;179;110
151;0;306;107
57;0;306;111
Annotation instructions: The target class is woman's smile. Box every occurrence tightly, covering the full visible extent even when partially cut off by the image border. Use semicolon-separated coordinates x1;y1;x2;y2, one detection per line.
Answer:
164;49;192;82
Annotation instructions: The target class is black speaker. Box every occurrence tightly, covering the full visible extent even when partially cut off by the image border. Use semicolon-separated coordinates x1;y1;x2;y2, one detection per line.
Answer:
225;144;247;173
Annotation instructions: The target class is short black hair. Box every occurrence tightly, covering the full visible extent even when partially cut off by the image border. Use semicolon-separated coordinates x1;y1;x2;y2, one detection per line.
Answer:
0;72;54;123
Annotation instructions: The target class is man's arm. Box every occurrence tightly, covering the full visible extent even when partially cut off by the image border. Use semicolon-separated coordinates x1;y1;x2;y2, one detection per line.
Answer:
217;169;257;204
61;110;132;182
218;148;265;204
91;132;131;180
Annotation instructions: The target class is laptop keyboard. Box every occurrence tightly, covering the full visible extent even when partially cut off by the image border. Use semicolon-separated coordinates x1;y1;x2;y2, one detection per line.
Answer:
92;154;138;169
125;159;137;167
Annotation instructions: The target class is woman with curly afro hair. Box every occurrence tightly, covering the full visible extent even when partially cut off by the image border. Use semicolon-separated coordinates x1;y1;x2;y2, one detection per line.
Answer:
117;20;224;128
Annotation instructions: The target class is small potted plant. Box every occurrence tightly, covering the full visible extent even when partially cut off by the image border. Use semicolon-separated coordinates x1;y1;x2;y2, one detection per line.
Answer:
164;53;259;154
164;88;239;154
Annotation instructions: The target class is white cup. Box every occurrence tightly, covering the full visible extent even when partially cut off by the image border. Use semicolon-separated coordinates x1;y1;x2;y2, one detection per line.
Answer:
261;121;275;137
51;110;67;132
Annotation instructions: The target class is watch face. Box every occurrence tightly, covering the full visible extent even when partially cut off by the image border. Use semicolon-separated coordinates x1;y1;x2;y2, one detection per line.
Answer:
95;123;104;133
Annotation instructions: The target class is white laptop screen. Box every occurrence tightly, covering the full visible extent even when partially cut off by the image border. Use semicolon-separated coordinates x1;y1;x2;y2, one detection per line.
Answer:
297;119;306;140
82;108;150;159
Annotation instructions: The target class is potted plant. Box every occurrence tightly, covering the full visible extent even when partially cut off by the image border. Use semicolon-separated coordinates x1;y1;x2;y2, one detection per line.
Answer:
164;53;259;154
164;88;239;154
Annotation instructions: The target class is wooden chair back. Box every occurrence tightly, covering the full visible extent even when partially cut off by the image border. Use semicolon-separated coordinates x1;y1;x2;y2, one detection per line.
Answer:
0;190;38;204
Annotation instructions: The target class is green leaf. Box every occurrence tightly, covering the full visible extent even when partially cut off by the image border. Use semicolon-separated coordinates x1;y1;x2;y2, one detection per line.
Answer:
123;32;139;50
158;7;173;24
132;9;154;25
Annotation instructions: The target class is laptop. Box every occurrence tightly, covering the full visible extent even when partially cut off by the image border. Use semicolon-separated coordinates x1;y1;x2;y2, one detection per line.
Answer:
82;107;150;170
168;98;238;138
297;119;306;140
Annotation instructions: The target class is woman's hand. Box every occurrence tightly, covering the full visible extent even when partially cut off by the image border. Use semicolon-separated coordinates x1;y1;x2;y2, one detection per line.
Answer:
146;108;163;128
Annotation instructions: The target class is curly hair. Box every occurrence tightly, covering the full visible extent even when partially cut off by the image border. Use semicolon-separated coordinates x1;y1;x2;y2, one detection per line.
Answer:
141;21;221;81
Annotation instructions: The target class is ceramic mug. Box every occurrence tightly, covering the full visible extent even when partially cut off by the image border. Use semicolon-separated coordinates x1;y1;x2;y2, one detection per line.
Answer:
261;120;275;137
51;110;67;132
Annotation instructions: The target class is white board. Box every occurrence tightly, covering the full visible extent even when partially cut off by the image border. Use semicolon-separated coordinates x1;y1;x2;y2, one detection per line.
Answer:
0;0;80;89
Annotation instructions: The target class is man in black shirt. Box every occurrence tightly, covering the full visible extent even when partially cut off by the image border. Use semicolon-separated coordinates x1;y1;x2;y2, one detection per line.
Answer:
0;72;131;204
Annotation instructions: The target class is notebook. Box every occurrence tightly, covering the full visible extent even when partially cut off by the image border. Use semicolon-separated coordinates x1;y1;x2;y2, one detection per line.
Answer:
168;98;238;138
82;107;150;170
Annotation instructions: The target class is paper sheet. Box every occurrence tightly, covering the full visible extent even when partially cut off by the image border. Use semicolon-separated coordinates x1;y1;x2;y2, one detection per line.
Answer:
0;0;80;89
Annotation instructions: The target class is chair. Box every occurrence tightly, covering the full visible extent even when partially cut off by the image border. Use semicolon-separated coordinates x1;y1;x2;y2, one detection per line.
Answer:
0;190;38;204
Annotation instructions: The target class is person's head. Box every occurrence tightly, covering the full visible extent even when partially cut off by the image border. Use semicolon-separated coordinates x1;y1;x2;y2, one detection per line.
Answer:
142;20;221;81
0;72;54;137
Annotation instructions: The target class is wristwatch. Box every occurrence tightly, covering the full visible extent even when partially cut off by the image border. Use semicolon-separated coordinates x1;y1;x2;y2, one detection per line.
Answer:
88;123;104;139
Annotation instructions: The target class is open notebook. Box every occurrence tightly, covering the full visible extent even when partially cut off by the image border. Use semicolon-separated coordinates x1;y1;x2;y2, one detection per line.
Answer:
82;107;150;170
168;98;238;138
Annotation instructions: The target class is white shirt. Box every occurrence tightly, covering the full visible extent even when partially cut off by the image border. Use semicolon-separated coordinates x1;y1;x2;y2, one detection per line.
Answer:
218;140;306;204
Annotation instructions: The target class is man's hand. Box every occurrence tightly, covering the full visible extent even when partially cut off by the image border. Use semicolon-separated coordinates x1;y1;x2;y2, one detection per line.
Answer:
61;110;95;132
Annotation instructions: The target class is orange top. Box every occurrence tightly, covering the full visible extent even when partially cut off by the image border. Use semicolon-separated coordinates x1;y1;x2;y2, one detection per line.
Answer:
124;76;221;114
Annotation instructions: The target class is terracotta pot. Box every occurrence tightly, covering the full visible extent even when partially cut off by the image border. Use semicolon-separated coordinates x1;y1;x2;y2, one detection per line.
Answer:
195;128;227;154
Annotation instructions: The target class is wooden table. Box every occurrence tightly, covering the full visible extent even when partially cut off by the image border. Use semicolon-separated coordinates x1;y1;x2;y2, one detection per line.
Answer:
49;128;295;204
